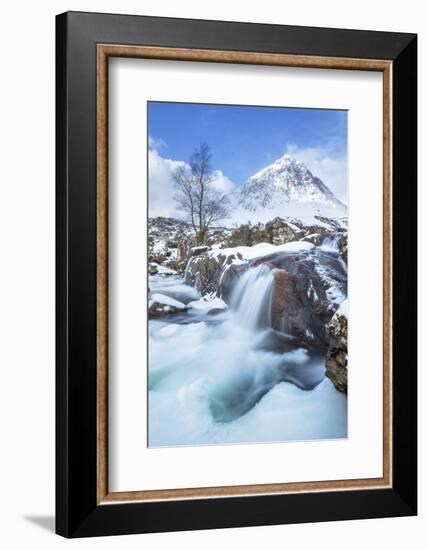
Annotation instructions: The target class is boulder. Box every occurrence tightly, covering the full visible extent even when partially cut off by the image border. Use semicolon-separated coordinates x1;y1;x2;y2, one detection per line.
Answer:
152;254;167;264
187;246;209;260
254;249;346;348
184;250;245;298
164;258;187;274
148;293;187;319
148;301;183;318
325;300;348;393
177;237;194;261
207;307;225;316
265;217;302;245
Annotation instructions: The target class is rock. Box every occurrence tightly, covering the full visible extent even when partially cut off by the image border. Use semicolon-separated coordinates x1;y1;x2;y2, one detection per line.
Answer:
185;254;222;294
177;237;194;261
218;262;247;302
164;259;187;274
149;264;158;275
314;215;346;231
265;217;303;245
325;301;348;393
148;301;183;318
148;293;187;318
338;232;348;263
152;254;167;264
187;246;210;260
207;308;225;316
184;251;245;298
300;233;325;246
255;249;346;348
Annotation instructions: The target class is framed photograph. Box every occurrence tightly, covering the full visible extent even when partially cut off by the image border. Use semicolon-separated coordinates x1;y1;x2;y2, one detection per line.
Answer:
56;11;417;537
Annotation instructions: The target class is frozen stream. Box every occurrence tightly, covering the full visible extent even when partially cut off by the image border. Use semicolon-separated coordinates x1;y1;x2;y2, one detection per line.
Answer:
148;265;347;447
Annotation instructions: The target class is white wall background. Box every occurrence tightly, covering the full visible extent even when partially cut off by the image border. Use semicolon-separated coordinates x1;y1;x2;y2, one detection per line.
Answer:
0;1;424;548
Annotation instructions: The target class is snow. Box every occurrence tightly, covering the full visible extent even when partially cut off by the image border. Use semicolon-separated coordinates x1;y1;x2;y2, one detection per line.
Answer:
229;153;347;226
156;265;178;275
336;298;348;319
276;241;315;253
210;240;314;263
153;239;167;254
232;201;346;227
150;293;186;310
149;275;200;304
187;296;227;313
315;261;346;307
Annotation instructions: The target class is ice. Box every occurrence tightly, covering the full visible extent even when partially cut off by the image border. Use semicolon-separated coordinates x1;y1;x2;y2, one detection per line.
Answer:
148;316;347;446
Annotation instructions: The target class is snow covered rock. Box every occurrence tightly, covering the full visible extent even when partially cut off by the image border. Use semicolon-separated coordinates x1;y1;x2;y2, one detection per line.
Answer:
187;296;228;316
188;245;209;259
265;217;303;244
184;250;246;297
325;299;348;393
148;293;187;318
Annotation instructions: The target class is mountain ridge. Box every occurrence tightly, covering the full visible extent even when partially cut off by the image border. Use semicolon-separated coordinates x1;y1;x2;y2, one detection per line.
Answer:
230;154;346;224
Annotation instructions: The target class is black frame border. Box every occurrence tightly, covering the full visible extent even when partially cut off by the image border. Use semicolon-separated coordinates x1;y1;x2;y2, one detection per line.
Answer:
56;11;417;538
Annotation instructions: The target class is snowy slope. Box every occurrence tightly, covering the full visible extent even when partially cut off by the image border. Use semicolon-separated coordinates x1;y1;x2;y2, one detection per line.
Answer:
232;154;347;224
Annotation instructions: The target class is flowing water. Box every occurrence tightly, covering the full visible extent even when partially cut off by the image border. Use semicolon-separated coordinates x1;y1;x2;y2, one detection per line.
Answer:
319;232;341;253
229;264;275;330
148;250;347;447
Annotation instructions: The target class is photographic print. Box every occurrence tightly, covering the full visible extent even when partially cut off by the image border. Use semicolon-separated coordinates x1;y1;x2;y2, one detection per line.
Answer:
148;102;348;447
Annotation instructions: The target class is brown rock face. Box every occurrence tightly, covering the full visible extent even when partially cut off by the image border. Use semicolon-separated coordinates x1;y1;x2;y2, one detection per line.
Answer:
255;249;346;348
325;307;348;393
270;271;306;337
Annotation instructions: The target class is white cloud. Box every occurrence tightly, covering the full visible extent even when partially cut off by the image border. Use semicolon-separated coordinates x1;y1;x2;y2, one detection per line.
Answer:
148;149;184;218
148;135;167;150
285;144;348;204
210;170;234;193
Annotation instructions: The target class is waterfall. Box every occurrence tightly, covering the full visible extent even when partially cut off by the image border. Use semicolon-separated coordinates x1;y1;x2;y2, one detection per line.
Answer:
320;233;341;253
229;264;275;330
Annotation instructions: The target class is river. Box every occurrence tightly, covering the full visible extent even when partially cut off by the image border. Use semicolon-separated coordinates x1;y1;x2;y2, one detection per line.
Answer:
148;242;347;447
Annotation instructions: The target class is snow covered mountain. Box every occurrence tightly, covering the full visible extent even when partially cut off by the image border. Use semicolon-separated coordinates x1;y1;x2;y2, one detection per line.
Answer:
232;154;346;224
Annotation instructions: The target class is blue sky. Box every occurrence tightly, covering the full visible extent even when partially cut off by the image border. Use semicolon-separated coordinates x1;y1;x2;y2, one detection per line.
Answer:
147;102;348;217
148;101;347;185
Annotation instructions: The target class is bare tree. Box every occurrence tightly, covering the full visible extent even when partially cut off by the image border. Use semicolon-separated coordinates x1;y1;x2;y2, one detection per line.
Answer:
173;143;229;244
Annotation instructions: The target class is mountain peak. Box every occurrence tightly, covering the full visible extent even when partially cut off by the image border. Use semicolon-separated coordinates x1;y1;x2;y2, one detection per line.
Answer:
232;154;346;223
253;153;300;175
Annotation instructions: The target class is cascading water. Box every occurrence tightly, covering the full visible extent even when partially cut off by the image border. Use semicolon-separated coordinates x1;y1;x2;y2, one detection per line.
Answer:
320;232;341;253
229;264;275;330
319;232;347;275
